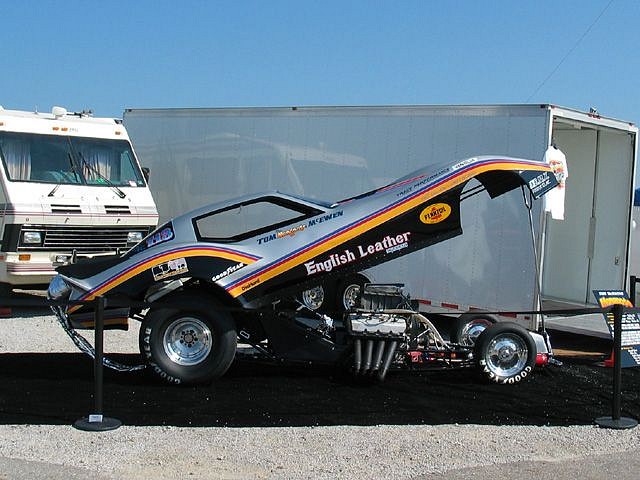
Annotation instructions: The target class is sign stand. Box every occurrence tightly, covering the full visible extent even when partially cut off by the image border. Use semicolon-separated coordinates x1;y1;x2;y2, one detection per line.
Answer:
595;303;638;429
74;296;122;431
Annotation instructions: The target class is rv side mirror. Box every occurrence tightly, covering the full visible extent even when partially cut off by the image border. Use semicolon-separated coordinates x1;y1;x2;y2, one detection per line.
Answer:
142;167;150;183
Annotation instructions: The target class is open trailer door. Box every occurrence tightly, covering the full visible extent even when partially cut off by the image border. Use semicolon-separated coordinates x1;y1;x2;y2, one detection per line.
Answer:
542;114;636;305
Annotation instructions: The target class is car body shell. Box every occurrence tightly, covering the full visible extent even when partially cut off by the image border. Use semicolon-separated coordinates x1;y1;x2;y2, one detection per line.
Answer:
55;155;558;316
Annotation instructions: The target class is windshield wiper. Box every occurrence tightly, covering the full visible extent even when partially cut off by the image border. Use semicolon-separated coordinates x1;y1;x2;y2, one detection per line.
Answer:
48;153;80;197
77;151;126;198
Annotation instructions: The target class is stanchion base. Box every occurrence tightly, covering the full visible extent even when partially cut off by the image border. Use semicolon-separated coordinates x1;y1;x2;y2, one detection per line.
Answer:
73;415;122;432
595;416;638;429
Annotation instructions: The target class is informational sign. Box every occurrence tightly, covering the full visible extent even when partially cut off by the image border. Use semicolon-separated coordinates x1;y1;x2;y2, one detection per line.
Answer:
593;290;640;368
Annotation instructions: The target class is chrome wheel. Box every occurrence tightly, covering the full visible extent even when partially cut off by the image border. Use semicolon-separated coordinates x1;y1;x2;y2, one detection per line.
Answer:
459;319;492;346
163;317;212;366
342;283;362;310
301;286;325;310
484;333;528;378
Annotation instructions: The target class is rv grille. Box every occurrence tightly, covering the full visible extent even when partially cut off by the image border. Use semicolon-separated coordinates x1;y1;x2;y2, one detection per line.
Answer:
18;225;153;253
105;205;131;215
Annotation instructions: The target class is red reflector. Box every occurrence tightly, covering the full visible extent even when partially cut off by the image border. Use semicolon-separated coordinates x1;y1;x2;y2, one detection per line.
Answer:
441;302;459;309
418;299;432;305
502;312;517;318
536;353;549;366
408;351;423;363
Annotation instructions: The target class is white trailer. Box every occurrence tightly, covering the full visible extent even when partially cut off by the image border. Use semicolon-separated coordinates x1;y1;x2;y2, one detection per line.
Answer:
123;105;637;336
0;106;158;294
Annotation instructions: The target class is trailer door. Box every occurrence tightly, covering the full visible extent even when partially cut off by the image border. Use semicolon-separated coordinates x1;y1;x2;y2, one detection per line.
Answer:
543;122;634;304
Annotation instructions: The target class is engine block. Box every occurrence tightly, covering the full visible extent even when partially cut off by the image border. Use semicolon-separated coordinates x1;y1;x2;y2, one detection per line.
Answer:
347;312;407;336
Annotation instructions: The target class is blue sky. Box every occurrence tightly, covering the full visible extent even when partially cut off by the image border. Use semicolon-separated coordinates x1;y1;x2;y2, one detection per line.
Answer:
1;0;638;123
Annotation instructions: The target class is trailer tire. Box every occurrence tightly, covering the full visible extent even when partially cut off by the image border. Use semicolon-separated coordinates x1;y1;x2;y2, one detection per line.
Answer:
139;293;237;385
336;274;368;311
298;282;336;312
452;314;495;346
474;322;536;384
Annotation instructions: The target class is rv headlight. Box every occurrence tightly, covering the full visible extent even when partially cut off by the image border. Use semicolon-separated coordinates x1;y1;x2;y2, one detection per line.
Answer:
21;231;43;245
48;275;72;300
127;231;144;245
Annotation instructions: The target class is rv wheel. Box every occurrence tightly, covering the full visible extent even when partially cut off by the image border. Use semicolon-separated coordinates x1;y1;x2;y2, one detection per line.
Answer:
139;292;237;385
474;322;536;384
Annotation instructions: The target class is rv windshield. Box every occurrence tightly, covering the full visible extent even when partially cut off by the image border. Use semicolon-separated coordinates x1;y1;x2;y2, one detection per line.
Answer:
0;132;146;187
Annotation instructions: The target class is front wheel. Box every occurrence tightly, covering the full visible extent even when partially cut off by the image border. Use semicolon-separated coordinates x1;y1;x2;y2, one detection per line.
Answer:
139;292;237;385
474;322;536;384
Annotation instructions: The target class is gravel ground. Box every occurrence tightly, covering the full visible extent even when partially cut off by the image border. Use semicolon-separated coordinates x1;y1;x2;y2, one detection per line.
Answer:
1;307;640;479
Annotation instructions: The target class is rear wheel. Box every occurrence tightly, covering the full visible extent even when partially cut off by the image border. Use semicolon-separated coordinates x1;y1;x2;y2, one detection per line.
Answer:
139;292;237;385
474;322;536;384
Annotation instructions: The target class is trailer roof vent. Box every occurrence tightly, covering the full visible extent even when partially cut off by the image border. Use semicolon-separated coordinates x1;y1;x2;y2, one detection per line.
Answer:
52;106;67;118
105;205;131;215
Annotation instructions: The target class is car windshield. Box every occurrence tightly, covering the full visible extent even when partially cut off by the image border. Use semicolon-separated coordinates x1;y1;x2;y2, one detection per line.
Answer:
0;131;146;187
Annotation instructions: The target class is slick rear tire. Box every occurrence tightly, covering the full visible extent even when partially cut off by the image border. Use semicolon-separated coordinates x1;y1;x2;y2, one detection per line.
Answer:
474;322;536;384
139;292;237;385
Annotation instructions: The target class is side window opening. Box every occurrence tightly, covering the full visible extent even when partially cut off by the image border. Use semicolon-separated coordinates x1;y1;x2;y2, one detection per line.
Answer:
194;198;320;241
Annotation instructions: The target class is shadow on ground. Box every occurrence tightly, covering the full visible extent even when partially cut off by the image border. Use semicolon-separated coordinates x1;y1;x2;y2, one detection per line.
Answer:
0;331;636;428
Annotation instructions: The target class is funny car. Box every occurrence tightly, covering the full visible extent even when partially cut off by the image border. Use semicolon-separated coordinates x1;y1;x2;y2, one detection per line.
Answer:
49;155;559;384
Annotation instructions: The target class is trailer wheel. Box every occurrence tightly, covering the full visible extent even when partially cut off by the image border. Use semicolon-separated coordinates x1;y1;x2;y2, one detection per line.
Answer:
139;293;237;385
299;281;336;312
452;314;495;346
336;274;368;311
474;322;536;384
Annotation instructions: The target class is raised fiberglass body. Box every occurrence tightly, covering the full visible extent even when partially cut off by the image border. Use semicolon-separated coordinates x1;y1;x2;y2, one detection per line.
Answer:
49;155;558;384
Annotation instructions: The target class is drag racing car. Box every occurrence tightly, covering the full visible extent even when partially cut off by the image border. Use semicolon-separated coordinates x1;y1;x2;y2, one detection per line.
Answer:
48;155;559;385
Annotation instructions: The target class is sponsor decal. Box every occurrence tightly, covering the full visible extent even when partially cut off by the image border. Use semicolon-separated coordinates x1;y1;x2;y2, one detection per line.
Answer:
146;226;174;248
395;174;437;198
527;172;552;194
152;257;188;281
419;203;451;224
241;278;260;291
128;224;174;255
451;158;476;171
212;262;245;282
257;211;344;244
397;186;413;197
277;224;306;239
305;232;411;275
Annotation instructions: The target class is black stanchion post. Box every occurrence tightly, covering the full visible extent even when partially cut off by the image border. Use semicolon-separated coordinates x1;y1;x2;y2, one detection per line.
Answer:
74;296;122;431
595;303;637;429
631;275;637;306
